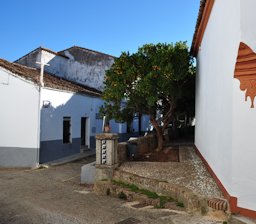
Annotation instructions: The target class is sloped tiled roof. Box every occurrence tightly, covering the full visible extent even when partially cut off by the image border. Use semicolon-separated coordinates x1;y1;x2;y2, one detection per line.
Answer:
0;58;102;97
191;0;206;51
191;0;214;56
59;46;116;59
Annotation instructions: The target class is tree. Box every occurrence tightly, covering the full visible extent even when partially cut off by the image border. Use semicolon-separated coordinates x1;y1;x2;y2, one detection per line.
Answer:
101;42;195;151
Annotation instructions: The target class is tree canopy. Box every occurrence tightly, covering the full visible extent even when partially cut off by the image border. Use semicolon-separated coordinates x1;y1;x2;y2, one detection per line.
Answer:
101;42;195;150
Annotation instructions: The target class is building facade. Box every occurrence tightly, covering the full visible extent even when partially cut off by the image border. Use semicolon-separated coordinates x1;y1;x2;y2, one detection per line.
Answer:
0;45;150;167
192;0;256;218
15;46;115;91
0;59;107;166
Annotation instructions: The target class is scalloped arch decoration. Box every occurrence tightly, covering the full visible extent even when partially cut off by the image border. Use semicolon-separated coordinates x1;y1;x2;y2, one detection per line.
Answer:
234;42;256;108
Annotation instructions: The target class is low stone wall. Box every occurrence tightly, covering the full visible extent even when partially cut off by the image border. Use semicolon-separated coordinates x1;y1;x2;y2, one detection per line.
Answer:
129;134;157;154
117;134;157;164
113;169;208;214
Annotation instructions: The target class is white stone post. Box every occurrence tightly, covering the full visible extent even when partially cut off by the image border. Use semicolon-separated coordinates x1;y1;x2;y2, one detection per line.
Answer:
95;133;119;181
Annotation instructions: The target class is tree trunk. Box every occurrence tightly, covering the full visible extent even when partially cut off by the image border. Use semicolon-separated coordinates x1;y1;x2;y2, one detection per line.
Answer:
155;127;164;152
150;116;164;151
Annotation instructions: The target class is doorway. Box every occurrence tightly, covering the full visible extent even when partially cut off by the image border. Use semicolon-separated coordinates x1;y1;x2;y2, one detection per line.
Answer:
81;117;88;152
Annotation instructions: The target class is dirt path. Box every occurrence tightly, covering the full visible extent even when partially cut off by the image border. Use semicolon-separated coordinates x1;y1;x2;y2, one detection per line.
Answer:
0;157;223;224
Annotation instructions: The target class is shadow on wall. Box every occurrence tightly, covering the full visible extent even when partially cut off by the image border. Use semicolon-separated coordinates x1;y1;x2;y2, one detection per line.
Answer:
39;92;103;163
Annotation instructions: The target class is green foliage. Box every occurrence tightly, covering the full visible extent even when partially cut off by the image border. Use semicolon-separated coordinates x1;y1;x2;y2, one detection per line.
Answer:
112;180;154;196
139;189;159;199
155;196;175;209
102;42;195;150
112;180;174;207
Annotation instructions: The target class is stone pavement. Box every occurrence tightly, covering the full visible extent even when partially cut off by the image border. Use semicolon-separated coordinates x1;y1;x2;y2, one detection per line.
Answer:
0;155;224;224
118;146;223;199
113;146;228;221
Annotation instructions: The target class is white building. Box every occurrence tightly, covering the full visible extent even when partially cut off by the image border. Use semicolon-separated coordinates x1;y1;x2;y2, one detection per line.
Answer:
192;0;256;218
16;46;150;135
0;58;109;166
0;46;150;167
16;46;115;91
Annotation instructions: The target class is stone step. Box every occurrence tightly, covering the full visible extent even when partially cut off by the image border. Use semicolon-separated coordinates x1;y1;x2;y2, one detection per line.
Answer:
113;169;208;214
113;169;230;217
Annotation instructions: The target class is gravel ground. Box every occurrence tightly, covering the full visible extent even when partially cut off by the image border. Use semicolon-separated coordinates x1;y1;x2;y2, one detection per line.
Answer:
0;155;224;224
119;146;223;199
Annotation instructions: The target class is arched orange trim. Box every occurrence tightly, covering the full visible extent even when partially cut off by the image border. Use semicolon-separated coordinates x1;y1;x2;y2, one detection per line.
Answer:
192;0;215;56
234;42;256;108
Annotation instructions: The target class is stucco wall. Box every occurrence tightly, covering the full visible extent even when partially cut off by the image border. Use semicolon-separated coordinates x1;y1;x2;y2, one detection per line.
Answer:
196;0;256;211
231;0;256;210
16;49;42;69
16;48;114;91
61;48;114;91
40;88;102;148
195;0;240;198
40;88;101;162
0;68;40;167
40;88;126;162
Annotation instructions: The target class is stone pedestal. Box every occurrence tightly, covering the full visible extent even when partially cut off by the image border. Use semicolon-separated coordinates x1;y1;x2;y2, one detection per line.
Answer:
95;133;119;181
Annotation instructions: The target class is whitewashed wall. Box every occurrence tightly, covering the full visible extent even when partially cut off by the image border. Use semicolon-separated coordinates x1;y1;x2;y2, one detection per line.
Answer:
196;0;256;211
40;88;127;142
40;88;105;162
61;48;114;91
231;0;256;210
40;88;103;145
41;50;69;78
16;48;114;91
0;68;40;167
195;0;240;199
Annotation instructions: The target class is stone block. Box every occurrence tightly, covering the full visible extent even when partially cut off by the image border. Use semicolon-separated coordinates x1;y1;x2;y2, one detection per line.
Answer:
95;165;117;181
81;162;96;184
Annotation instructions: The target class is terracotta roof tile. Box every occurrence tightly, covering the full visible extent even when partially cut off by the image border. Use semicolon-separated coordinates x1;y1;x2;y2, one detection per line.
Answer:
191;0;207;55
0;58;102;97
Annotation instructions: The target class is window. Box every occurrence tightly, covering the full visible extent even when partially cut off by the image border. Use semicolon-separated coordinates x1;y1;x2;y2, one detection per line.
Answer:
63;117;71;144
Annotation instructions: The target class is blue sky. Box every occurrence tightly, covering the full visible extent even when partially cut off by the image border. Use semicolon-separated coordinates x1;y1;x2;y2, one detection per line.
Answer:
0;0;199;61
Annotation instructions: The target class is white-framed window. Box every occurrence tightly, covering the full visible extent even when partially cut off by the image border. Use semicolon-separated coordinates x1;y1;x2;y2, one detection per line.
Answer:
63;117;71;144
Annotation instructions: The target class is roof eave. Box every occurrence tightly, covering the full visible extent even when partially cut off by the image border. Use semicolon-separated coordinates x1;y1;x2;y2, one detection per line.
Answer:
191;0;215;57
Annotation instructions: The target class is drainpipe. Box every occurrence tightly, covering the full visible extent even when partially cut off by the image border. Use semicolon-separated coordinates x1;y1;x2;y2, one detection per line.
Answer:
36;84;41;167
35;59;49;167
